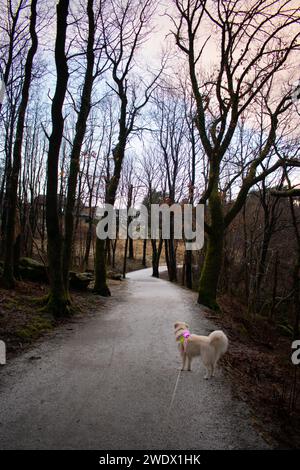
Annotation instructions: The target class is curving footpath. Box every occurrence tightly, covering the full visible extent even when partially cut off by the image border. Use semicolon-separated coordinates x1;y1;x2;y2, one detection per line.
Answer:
0;268;269;449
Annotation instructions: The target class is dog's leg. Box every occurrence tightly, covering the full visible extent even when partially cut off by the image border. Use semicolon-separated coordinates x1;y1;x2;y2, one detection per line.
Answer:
181;352;187;371
212;362;217;377
187;356;192;371
204;364;213;379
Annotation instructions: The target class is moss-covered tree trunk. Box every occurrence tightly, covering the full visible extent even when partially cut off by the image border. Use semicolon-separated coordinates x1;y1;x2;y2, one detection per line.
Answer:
198;186;224;311
45;0;72;317
94;238;111;296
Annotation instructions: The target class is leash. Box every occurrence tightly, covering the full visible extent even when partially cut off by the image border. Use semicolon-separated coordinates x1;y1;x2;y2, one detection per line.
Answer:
166;368;182;419
164;329;191;422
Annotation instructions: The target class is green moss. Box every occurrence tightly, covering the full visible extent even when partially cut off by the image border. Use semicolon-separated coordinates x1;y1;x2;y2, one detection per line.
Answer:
5;298;20;310
42;291;75;318
31;294;50;306
19;257;45;268
16;315;53;341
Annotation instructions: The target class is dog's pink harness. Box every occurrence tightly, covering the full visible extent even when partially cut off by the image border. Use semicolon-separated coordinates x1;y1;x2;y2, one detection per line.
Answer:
179;329;191;352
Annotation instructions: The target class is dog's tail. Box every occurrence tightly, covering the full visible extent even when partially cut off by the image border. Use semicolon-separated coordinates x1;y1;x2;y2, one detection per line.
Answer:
209;330;228;355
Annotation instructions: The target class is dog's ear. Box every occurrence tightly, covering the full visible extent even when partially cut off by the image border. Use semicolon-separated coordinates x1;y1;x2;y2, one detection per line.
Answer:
174;322;180;329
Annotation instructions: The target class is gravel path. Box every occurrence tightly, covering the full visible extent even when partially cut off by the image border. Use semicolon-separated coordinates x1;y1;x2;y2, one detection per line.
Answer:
0;268;269;449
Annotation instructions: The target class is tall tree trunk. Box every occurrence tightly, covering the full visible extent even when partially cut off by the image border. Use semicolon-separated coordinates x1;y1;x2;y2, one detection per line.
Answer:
112;238;117;269
45;0;71;317
185;250;192;289
122;184;133;278
94;238;111;295
164;239;170;276
2;0;38;288
198;185;224;310
94;142;124;295
255;225;272;304
165;211;177;282
128;238;134;259
165;239;177;281
142;239;147;267
106;239;112;266
184;118;196;290
0;115;15;257
151;238;163;278
123;238;129;278
242;204;250;301
62;0;95;289
83;218;93;270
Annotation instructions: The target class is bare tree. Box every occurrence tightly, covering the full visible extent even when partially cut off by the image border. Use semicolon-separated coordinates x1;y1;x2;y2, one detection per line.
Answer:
2;0;38;287
0;0;29;115
94;0;162;295
172;0;300;309
152;86;189;281
62;0;107;289
138;148;164;277
271;158;300;338
45;0;70;316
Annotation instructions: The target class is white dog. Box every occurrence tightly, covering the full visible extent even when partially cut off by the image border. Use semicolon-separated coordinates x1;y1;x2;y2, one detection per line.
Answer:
174;321;228;379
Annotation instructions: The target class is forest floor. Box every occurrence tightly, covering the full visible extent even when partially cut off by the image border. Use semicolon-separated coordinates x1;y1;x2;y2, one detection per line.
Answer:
160;270;300;449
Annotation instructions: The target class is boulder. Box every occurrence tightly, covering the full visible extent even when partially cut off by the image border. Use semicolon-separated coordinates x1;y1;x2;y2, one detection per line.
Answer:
69;271;93;290
19;257;48;282
107;271;123;281
2;257;95;291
